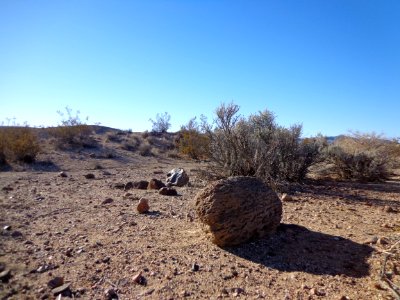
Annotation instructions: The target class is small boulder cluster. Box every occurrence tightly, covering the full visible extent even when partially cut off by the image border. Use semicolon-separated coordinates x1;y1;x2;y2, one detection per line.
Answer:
131;168;189;214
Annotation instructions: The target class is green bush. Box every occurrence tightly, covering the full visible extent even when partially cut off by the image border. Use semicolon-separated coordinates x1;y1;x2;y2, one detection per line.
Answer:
203;103;323;184
0;127;40;163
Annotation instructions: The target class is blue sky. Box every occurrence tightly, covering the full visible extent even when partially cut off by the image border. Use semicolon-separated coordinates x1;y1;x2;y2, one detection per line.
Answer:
1;1;399;137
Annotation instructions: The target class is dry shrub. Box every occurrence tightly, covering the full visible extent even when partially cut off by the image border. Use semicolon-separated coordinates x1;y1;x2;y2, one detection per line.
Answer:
324;133;398;181
0;127;40;163
50;107;95;149
138;142;152;156
121;136;141;152
178;117;210;159
204;103;323;185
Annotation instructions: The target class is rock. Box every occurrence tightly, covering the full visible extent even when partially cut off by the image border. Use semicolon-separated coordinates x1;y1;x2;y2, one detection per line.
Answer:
383;206;396;213
137;198;150;214
191;263;199;272
102;198;114;205
84;173;95;179
133;180;149;190
0;269;11;283
363;236;378;244
58;171;68;178
124;182;134;191
377;237;389;245
113;183;125;189
104;288;119;300
103;171;112;176
281;193;293;202
132;271;146;285
159;187;178;196
52;283;71;295
48;277;64;289
148;178;166;190
166;168;189;187
3;225;11;231
195;176;282;247
11;230;23;238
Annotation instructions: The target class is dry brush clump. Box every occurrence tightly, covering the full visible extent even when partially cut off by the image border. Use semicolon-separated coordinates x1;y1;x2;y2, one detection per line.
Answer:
50;107;96;149
203;103;323;186
177;117;210;160
0;127;40;164
323;133;399;181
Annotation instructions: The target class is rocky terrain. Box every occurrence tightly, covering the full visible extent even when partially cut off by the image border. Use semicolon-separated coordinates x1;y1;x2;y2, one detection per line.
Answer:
0;128;399;299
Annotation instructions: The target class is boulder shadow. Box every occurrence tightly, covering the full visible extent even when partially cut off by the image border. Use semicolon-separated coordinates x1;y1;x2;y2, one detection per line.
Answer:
225;223;373;278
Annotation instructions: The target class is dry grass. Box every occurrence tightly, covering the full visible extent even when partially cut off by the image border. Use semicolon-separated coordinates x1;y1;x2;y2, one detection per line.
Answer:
0;127;40;163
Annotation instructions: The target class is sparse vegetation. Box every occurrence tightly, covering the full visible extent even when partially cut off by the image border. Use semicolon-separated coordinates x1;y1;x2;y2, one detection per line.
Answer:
50;107;95;149
203;103;323;185
149;112;171;133
0;126;40;163
323;132;398;181
178;117;210;159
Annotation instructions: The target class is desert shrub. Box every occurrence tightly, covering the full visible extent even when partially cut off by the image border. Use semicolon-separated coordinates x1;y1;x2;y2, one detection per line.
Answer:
149;112;171;133
0;127;40;163
203;103;323;184
121;136;141;152
324;133;397;181
51;107;95;149
138;142;152;156
178;117;210;159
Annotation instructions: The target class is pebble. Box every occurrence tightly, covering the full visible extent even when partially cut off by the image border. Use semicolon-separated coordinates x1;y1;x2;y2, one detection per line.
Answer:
363;236;378;244
3;225;11;231
159;187;178;196
104;288;118;300
281;193;293;202
48;277;64;289
377;237;389;245
132;271;146;285
383;205;396;213
191;263;200;272
58;171;67;178
137;198;150;214
52;283;71;295
102;198;114;205
84;173;95;179
0;269;11;283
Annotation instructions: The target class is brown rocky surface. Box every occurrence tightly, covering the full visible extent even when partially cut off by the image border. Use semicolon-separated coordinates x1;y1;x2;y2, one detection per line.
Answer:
0;128;399;299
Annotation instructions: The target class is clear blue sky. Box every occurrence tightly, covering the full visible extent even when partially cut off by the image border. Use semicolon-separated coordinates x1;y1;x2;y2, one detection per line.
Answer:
1;1;399;137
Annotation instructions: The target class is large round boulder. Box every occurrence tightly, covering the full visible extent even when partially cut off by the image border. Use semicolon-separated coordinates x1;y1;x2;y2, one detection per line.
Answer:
194;176;282;247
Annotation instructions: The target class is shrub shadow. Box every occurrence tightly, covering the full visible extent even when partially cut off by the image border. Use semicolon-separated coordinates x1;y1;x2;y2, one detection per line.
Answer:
225;224;373;278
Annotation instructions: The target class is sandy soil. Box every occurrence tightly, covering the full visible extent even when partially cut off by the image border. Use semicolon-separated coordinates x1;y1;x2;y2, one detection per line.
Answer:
0;130;399;300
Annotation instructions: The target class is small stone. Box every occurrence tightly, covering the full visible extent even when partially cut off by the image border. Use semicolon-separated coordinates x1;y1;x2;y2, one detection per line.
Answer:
148;179;166;190
231;287;245;297
104;288;118;300
373;282;387;290
180;290;190;297
84;173;95;179
132;271;146;285
65;248;73;257
159;187;178;196
113;183;125;189
102;198;114;205
3;225;11;231
191;263;200;272
102;257;111;263
363;236;378;244
377;237;389;245
52;283;71;295
48;277;64;289
124;182;134;191
137;198;150;214
383;206;396;213
133;180;149;190
103;171;112;176
58;172;67;178
0;269;11;283
281;193;293;202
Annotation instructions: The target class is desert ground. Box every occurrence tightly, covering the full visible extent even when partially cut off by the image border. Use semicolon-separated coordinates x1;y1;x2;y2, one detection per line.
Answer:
1;128;399;300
